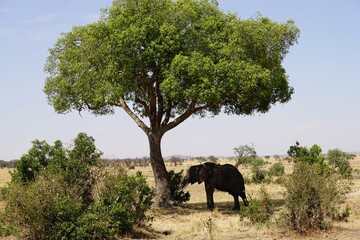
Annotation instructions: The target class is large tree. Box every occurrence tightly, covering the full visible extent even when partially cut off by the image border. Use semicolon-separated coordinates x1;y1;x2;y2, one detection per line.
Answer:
44;0;300;206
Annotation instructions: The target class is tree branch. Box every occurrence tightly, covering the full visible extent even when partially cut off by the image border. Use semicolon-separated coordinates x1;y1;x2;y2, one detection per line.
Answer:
119;97;150;134
156;80;164;126
161;100;179;127
135;96;150;116
161;102;208;134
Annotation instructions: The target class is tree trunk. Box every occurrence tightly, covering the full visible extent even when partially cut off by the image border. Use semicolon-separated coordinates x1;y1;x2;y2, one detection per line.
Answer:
147;132;172;207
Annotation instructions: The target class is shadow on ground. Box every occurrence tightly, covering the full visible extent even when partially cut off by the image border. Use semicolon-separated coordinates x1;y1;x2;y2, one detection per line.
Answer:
152;201;244;216
127;198;287;239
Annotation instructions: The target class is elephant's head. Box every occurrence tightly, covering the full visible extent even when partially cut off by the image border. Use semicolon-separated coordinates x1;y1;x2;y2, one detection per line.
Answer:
180;163;214;189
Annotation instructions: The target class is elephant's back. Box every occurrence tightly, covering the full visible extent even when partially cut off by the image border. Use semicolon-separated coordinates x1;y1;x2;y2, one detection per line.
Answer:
214;164;246;192
221;164;244;178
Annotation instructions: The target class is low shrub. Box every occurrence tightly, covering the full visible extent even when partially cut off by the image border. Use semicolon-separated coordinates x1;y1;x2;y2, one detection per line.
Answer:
167;170;190;204
282;162;351;233
244;156;269;183
240;185;273;223
0;209;16;238
2;172;82;239
251;166;267;183
334;205;351;221
98;169;155;230
1;133;155;239
268;162;285;177
326;149;352;178
287;142;331;175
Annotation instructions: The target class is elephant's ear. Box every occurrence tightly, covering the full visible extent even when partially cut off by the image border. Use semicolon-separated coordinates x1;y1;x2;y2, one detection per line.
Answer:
198;164;213;183
188;166;198;184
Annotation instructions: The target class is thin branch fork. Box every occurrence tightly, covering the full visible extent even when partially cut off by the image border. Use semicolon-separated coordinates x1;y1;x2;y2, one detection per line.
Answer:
119;97;150;134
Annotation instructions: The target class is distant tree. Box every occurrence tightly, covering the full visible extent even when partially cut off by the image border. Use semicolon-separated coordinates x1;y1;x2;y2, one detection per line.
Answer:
196;156;208;164
207;155;218;164
169;156;182;166
0;160;6;168
44;0;299;206
287;142;330;175
326;149;352;178
234;144;257;168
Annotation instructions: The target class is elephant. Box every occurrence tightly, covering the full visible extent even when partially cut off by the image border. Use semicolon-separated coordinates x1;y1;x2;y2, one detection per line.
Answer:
180;162;249;210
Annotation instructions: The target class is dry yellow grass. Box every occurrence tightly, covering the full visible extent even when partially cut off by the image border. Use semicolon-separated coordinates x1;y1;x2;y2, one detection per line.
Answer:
0;168;12;187
136;156;360;240
1;156;360;239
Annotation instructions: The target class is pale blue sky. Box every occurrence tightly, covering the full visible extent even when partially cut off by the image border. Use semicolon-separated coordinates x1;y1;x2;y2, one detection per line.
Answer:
1;0;359;160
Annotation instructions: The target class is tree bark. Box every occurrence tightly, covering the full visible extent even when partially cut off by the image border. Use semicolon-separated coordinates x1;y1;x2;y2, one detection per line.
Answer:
119;97;208;207
147;131;172;207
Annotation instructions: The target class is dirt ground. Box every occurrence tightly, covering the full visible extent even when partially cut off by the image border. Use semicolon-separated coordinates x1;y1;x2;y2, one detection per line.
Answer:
1;155;359;240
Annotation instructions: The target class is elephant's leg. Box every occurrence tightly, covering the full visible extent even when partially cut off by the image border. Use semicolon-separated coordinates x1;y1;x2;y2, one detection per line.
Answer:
239;191;249;206
232;194;240;210
205;183;215;210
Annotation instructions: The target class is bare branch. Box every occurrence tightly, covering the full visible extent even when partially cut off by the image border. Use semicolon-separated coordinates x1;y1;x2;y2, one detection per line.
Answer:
161;100;179;126
119;97;150;134
156;81;164;126
161;102;208;134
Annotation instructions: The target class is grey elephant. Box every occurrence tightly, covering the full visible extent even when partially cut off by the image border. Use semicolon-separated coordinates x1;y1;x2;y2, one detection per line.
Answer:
180;162;249;210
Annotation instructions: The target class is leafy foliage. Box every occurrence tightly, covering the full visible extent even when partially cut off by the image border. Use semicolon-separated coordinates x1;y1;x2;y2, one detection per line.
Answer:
249;157;268;183
11;140;51;182
50;169;155;239
167;170;190;204
1;134;155;239
2;173;82;239
99;169;155;229
11;133;101;207
287;141;331;175
240;185;273;223
326;149;353;178
283;161;352;234
268;162;285;177
44;0;299;119
284;143;353;233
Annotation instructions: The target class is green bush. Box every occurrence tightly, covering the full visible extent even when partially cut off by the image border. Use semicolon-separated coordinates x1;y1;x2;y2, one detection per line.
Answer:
240;185;273;223
167;170;190;204
1;133;155;239
283;162;351;233
72;205;115;240
268;162;285;177
11;140;51;182
326;149;352;178
0;208;16;238
2;173;83;239
98;169;155;231
247;156;268;183
287;142;331;175
250;166;267;183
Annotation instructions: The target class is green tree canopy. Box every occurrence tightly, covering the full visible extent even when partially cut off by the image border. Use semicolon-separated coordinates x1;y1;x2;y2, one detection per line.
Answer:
44;0;300;206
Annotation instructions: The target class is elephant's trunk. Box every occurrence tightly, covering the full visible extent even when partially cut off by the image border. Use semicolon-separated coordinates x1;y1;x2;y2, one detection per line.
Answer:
180;172;190;190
